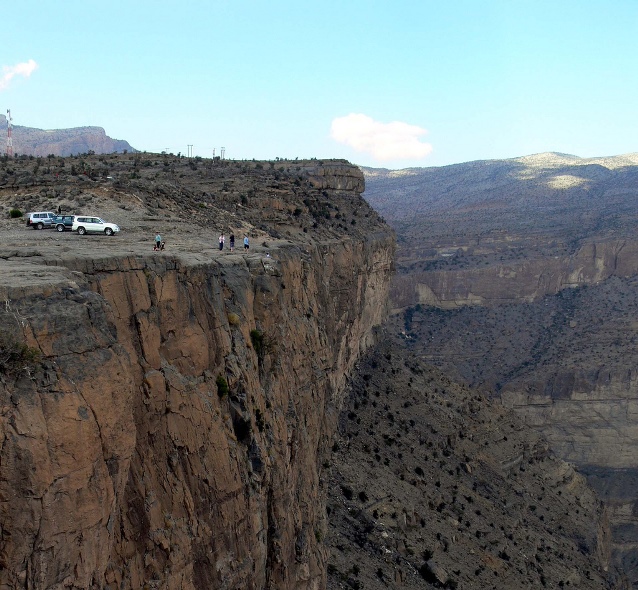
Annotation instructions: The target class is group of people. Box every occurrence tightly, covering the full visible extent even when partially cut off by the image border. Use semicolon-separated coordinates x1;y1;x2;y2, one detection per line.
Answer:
153;232;249;252
218;233;249;252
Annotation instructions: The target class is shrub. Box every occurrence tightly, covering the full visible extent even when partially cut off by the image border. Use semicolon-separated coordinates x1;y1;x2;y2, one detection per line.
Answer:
0;331;41;375
9;209;22;218
250;329;276;366
216;375;229;399
227;312;240;326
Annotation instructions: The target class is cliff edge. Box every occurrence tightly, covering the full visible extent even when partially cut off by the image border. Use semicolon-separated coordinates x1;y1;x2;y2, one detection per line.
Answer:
0;155;395;589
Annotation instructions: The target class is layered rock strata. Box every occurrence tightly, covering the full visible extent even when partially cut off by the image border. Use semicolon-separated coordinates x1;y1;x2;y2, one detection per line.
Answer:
0;159;394;589
391;239;638;310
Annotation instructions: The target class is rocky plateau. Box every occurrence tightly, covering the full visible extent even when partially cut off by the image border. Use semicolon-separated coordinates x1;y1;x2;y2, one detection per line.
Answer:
0;152;393;589
0;115;135;157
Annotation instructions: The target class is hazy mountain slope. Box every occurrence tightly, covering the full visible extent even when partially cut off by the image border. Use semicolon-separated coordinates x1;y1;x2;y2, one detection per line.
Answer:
326;332;615;589
360;152;638;585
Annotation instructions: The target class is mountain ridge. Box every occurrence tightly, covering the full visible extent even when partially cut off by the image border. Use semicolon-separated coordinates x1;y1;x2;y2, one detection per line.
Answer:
0;114;136;156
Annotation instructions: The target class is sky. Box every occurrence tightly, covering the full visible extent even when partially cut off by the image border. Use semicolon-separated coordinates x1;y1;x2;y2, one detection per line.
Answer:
2;0;638;169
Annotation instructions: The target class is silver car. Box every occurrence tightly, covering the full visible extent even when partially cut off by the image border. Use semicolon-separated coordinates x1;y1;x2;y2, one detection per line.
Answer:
26;211;56;229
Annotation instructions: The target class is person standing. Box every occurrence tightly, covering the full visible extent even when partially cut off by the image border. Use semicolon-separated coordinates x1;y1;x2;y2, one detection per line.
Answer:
243;235;249;250
155;233;162;251
219;233;225;251
229;233;235;252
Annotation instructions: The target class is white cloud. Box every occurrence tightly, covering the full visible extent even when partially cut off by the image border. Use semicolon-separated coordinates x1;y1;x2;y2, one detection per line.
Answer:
0;59;38;91
330;113;433;161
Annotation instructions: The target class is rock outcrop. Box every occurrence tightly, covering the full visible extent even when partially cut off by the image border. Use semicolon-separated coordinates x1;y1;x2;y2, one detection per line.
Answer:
0;158;394;589
0;114;135;156
392;238;638;309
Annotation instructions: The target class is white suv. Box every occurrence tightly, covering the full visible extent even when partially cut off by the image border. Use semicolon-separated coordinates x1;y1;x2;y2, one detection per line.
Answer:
72;216;120;236
26;211;56;229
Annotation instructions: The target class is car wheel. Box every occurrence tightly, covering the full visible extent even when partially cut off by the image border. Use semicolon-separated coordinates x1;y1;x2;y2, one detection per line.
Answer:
37;222;44;230
56;224;65;232
77;227;86;235
104;227;113;236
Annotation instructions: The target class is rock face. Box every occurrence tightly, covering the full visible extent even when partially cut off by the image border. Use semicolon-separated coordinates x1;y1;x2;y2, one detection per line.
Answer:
392;239;638;309
0;158;394;589
0;114;135;156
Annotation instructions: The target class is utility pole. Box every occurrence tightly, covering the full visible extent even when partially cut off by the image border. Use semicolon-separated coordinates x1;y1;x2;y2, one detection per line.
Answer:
221;147;225;160
6;109;13;158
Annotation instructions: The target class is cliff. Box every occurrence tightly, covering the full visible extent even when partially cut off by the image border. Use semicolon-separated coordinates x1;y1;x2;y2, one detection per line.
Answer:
0;157;394;589
391;239;638;309
0;114;135;156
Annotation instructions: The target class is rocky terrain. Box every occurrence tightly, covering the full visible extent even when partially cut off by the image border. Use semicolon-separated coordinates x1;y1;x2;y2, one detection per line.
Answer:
326;333;617;589
362;153;638;309
0;114;135;156
0;153;394;589
362;152;638;586
0;150;627;589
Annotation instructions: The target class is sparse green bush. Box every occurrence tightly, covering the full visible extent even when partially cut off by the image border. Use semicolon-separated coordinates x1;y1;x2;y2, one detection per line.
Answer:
0;331;41;375
216;375;229;399
9;208;22;218
250;329;277;366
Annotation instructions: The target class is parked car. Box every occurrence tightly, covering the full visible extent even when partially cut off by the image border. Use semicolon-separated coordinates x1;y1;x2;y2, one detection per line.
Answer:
26;211;56;229
52;215;76;232
72;216;120;236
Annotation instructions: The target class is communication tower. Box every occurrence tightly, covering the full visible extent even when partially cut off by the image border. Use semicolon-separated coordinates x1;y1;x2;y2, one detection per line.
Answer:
6;109;13;157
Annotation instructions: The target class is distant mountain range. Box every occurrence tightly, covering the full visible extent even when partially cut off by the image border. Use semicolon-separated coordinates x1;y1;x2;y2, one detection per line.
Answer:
361;151;638;222
0;114;136;157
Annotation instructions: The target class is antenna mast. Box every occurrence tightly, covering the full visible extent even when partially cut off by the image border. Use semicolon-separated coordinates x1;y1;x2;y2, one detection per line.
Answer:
6;109;13;158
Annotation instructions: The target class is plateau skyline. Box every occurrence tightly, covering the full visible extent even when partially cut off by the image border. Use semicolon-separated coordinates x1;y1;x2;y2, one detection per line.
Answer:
3;0;637;169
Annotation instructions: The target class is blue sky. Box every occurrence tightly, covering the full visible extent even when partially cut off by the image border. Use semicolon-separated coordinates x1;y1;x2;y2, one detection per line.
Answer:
2;0;637;168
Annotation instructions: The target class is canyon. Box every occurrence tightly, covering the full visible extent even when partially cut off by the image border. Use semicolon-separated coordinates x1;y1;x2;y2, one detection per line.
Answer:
0;149;629;588
363;152;638;586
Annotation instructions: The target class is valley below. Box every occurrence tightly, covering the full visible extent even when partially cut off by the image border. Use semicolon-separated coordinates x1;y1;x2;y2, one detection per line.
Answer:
362;152;638;587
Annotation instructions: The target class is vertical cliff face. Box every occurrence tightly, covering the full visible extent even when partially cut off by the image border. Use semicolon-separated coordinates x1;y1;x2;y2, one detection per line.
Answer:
0;158;395;589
